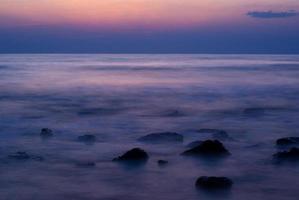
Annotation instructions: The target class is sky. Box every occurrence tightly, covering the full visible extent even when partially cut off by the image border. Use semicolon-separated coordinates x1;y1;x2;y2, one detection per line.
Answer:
0;0;299;53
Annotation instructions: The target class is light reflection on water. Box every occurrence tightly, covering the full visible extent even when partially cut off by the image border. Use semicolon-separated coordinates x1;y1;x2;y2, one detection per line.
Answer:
0;54;299;200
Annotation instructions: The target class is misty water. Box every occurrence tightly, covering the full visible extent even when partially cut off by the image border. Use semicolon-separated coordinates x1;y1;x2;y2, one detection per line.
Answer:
0;54;299;200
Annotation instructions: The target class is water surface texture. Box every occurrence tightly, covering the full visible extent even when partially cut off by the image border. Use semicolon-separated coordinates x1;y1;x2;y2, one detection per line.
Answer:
0;54;299;200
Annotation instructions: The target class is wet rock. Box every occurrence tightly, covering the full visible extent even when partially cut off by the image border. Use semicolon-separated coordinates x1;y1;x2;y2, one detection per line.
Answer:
276;137;299;146
40;128;53;138
186;140;202;148
273;147;299;162
182;140;230;156
8;151;44;161
157;160;169;166
78;134;96;143
196;176;233;190
138;132;183;143
113;148;149;162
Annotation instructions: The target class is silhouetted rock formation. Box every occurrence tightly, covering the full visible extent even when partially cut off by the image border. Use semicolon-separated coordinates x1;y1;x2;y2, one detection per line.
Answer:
273;147;299;162
78;134;96;143
276;137;299;146
113;148;149;162
182;140;230;156
138;132;183;143
196;176;233;190
40;128;53;138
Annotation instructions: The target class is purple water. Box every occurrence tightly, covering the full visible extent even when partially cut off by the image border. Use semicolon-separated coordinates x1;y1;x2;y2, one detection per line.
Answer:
0;54;299;200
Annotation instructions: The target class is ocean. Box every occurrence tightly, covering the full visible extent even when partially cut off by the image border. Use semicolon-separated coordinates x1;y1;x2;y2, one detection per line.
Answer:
0;54;299;200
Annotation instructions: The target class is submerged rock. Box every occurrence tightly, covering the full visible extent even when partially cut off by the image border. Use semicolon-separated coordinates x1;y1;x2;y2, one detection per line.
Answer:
40;128;53;138
182;140;230;156
138;132;183;143
276;137;299;146
113;148;149;162
273;147;299;162
196;176;233;190
157;160;169;166
77;134;96;143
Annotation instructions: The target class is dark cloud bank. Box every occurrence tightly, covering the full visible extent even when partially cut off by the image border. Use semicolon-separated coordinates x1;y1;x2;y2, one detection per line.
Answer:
247;10;298;19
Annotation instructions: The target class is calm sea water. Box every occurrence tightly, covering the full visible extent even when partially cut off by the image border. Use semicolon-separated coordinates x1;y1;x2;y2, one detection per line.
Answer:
0;54;299;200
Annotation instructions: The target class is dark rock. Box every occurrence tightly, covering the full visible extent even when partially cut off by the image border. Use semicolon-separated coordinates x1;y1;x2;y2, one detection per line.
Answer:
196;176;233;190
186;140;202;148
157;160;169;166
113;148;149;162
40;128;53;138
138;132;183;143
182;140;230;156
273;147;299;162
276;137;299;146
78;135;96;143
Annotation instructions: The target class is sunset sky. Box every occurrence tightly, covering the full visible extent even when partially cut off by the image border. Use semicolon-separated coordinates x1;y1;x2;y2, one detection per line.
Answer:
0;0;298;53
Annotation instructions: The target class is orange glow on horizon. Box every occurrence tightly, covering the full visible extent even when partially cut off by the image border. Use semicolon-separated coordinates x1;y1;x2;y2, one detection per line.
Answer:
0;0;297;29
